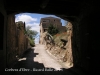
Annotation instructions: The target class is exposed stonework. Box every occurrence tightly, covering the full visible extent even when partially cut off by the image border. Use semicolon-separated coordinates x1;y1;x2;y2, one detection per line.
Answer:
64;22;73;67
39;17;66;44
44;22;73;68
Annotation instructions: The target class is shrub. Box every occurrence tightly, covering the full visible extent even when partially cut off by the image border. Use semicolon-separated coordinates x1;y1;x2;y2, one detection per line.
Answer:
48;24;59;36
28;37;35;47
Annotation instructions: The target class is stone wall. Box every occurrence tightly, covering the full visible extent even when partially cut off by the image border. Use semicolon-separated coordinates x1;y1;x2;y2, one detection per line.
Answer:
39;24;44;44
40;17;62;27
7;14;17;66
7;15;29;66
71;3;92;71
0;5;29;70
71;2;100;73
39;17;66;44
64;22;73;67
44;22;73;68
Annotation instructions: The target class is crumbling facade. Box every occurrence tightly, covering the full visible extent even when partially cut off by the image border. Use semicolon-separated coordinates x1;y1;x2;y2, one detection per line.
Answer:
44;22;73;68
39;17;66;44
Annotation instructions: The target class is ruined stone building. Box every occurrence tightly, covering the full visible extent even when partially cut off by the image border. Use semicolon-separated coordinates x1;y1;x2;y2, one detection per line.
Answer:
39;17;66;44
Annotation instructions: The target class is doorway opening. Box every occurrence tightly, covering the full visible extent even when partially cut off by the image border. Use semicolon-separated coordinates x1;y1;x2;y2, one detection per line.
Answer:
7;13;73;71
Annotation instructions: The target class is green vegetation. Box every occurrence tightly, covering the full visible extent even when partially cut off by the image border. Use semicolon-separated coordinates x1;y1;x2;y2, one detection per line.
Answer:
25;26;38;39
47;24;68;47
16;21;38;47
48;24;59;36
16;21;24;30
25;26;38;47
28;37;35;47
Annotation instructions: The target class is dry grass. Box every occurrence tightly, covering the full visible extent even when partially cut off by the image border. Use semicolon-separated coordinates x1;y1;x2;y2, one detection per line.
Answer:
53;32;68;47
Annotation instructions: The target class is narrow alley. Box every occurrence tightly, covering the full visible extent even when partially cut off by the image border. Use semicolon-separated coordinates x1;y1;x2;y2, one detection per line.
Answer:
5;44;84;75
1;0;100;75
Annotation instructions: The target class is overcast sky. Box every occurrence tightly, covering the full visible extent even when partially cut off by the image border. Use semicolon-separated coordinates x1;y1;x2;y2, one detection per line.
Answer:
15;13;66;44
